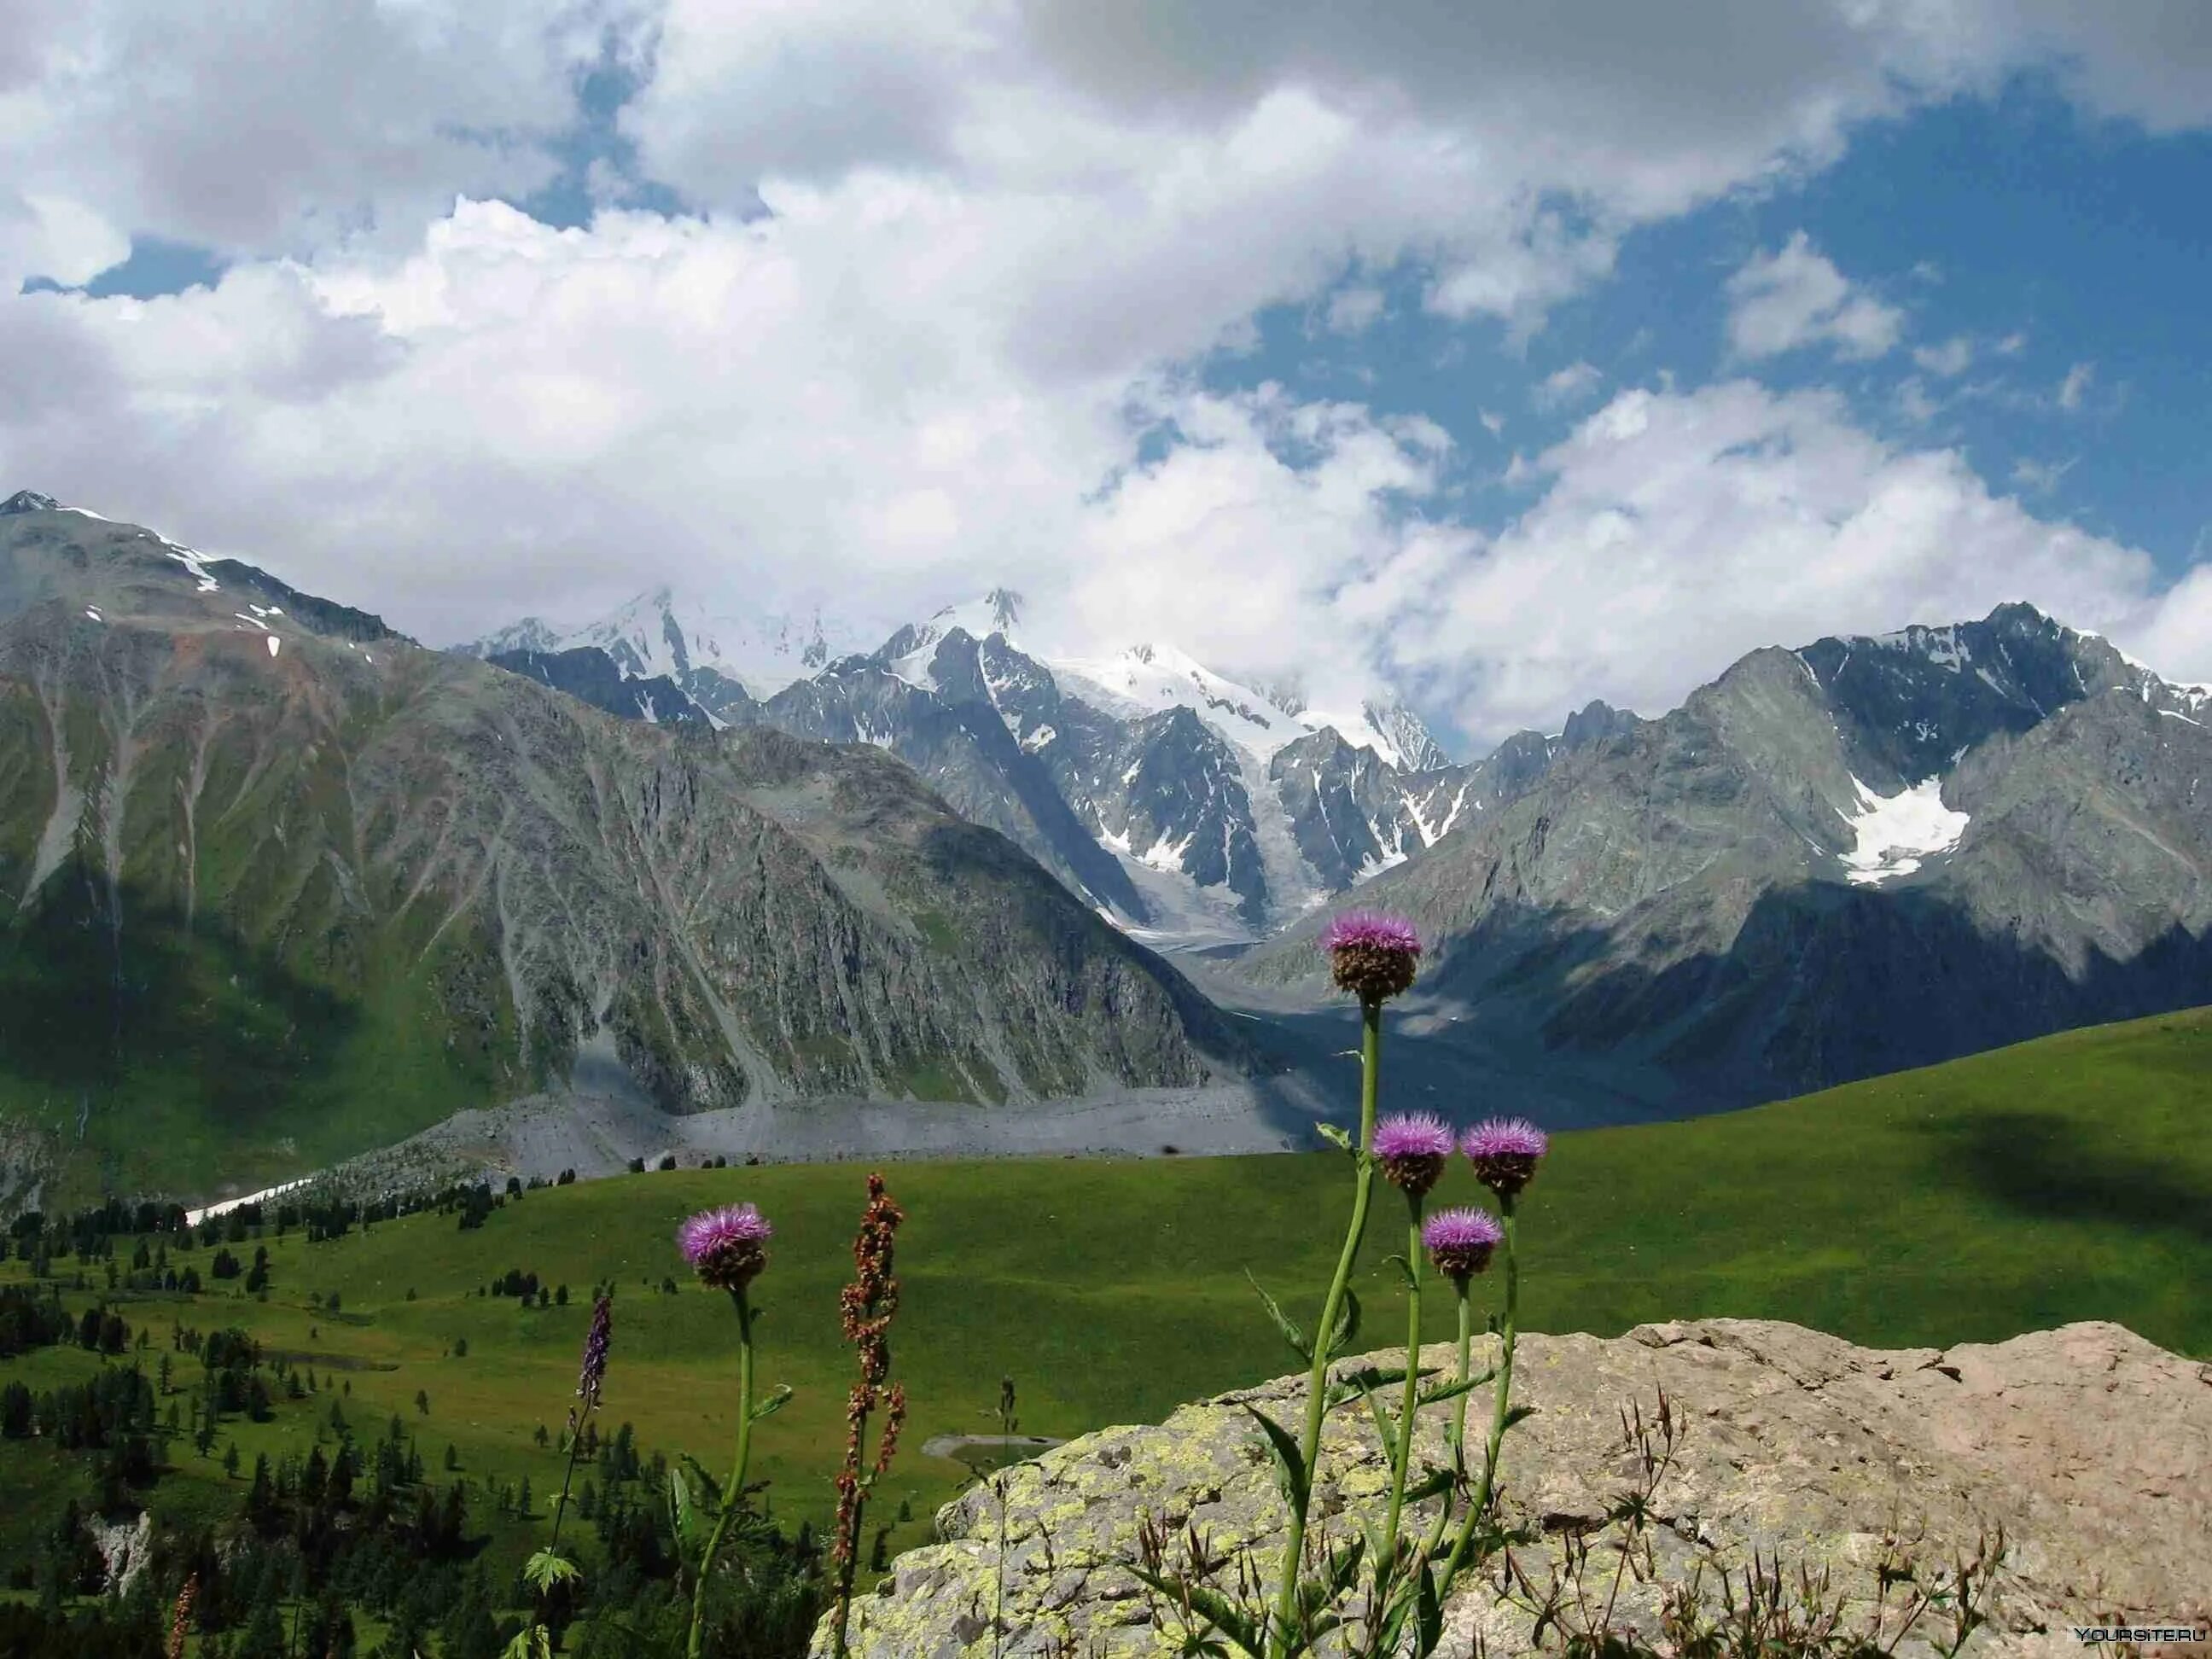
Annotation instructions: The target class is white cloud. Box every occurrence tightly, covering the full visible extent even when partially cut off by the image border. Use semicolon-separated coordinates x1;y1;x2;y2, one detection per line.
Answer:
1894;377;1942;426
1367;381;2200;743
0;0;642;287
1994;330;2029;356
2059;360;2096;410
1912;335;1973;377
2011;455;2078;494
1724;231;1903;361
4;3;2212;749
1322;285;1386;335
1534;361;1604;410
1478;409;1506;438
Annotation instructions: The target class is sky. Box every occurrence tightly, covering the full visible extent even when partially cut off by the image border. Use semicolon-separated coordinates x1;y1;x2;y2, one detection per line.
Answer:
3;3;2210;757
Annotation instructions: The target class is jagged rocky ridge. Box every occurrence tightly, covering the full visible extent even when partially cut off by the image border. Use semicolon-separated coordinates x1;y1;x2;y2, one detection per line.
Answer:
815;1318;2209;1657
0;496;1250;1197
462;590;1626;935
1243;602;2212;1105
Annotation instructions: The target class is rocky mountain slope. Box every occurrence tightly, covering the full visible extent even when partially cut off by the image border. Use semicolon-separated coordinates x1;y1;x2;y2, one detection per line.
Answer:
460;590;1619;937
1243;602;2212;1105
819;1318;2209;1657
0;492;1249;1204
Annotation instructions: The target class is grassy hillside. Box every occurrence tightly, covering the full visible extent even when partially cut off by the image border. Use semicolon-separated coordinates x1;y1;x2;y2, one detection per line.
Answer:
3;999;2207;1584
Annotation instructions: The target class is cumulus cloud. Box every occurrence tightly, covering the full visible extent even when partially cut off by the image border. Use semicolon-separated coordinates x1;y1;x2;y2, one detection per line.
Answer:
3;3;2212;753
1368;381;2202;743
0;0;648;287
2059;360;2096;410
1912;335;1974;377
1725;232;1904;361
1534;361;1604;410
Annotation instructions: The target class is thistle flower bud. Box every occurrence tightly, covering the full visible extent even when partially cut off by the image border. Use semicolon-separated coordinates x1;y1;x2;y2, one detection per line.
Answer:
1462;1117;1549;1200
1319;911;1422;1003
1422;1207;1504;1283
678;1203;772;1293
1372;1112;1455;1197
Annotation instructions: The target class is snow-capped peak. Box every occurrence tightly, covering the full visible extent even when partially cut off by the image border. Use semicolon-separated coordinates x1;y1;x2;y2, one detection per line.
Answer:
1049;640;1442;769
461;587;859;701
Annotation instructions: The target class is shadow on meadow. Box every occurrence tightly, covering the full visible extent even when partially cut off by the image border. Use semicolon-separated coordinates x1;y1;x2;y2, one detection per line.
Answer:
1924;1107;2212;1246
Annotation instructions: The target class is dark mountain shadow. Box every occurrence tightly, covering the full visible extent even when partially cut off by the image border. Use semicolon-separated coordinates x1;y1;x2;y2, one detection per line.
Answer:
0;867;364;1150
1428;881;2212;1109
1917;1109;2212;1246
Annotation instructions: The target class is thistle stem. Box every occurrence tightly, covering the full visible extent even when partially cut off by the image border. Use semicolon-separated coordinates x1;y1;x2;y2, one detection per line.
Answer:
1269;996;1382;1657
1436;1201;1518;1594
1422;1283;1476;1563
1378;1195;1424;1583
687;1288;756;1659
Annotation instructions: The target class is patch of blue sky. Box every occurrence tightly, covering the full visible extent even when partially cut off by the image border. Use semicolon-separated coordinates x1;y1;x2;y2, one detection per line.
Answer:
1186;73;2210;579
19;236;227;300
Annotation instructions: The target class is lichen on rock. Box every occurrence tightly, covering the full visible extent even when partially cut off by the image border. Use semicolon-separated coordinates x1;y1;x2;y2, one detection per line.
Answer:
811;1318;2210;1657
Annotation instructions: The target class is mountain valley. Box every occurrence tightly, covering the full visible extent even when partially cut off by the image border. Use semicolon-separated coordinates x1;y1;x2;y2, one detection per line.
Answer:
5;488;2212;1205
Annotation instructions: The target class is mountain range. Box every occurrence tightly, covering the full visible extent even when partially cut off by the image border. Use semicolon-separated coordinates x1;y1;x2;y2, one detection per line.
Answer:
456;587;1601;939
1241;603;2212;1103
6;486;2211;1205
459;559;2212;1109
0;491;1249;1206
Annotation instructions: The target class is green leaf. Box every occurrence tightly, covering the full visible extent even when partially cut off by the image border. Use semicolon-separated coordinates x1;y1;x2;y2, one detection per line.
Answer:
1126;1569;1266;1657
670;1466;701;1548
1327;1535;1365;1600
1325;1287;1361;1359
1240;1403;1310;1515
1415;1366;1497;1408
750;1383;795;1422
500;1627;552;1659
1245;1270;1313;1364
1359;1382;1400;1458
521;1551;581;1593
1382;1253;1418;1293
672;1454;723;1550
1416;1557;1444;1651
1402;1467;1455;1504
1314;1121;1353;1154
1324;1362;1420;1414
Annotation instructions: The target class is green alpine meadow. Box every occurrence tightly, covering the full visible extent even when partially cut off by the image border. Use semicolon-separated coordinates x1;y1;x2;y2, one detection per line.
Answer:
0;1004;2204;1652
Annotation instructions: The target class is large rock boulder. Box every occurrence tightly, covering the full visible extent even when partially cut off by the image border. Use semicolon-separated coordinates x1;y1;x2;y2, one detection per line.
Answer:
812;1318;2210;1656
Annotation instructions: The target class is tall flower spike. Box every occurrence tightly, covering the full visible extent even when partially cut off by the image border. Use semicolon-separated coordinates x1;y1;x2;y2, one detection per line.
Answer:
1422;1207;1504;1282
679;1203;773;1293
1372;1112;1456;1197
1462;1117;1549;1200
576;1295;613;1411
1319;910;1422;1003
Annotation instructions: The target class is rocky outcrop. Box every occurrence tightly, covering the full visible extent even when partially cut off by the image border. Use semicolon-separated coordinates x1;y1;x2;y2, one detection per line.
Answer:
817;1318;2210;1656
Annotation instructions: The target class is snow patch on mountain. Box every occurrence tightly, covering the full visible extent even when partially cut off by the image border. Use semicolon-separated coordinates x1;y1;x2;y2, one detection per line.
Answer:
1863;622;1969;672
461;586;857;701
1052;642;1435;768
1838;777;1970;885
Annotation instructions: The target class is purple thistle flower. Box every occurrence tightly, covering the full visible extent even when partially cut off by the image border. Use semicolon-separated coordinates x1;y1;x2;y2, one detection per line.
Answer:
679;1202;773;1293
1462;1117;1549;1200
1372;1112;1455;1197
1318;910;1422;1003
1422;1206;1504;1282
575;1295;613;1411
